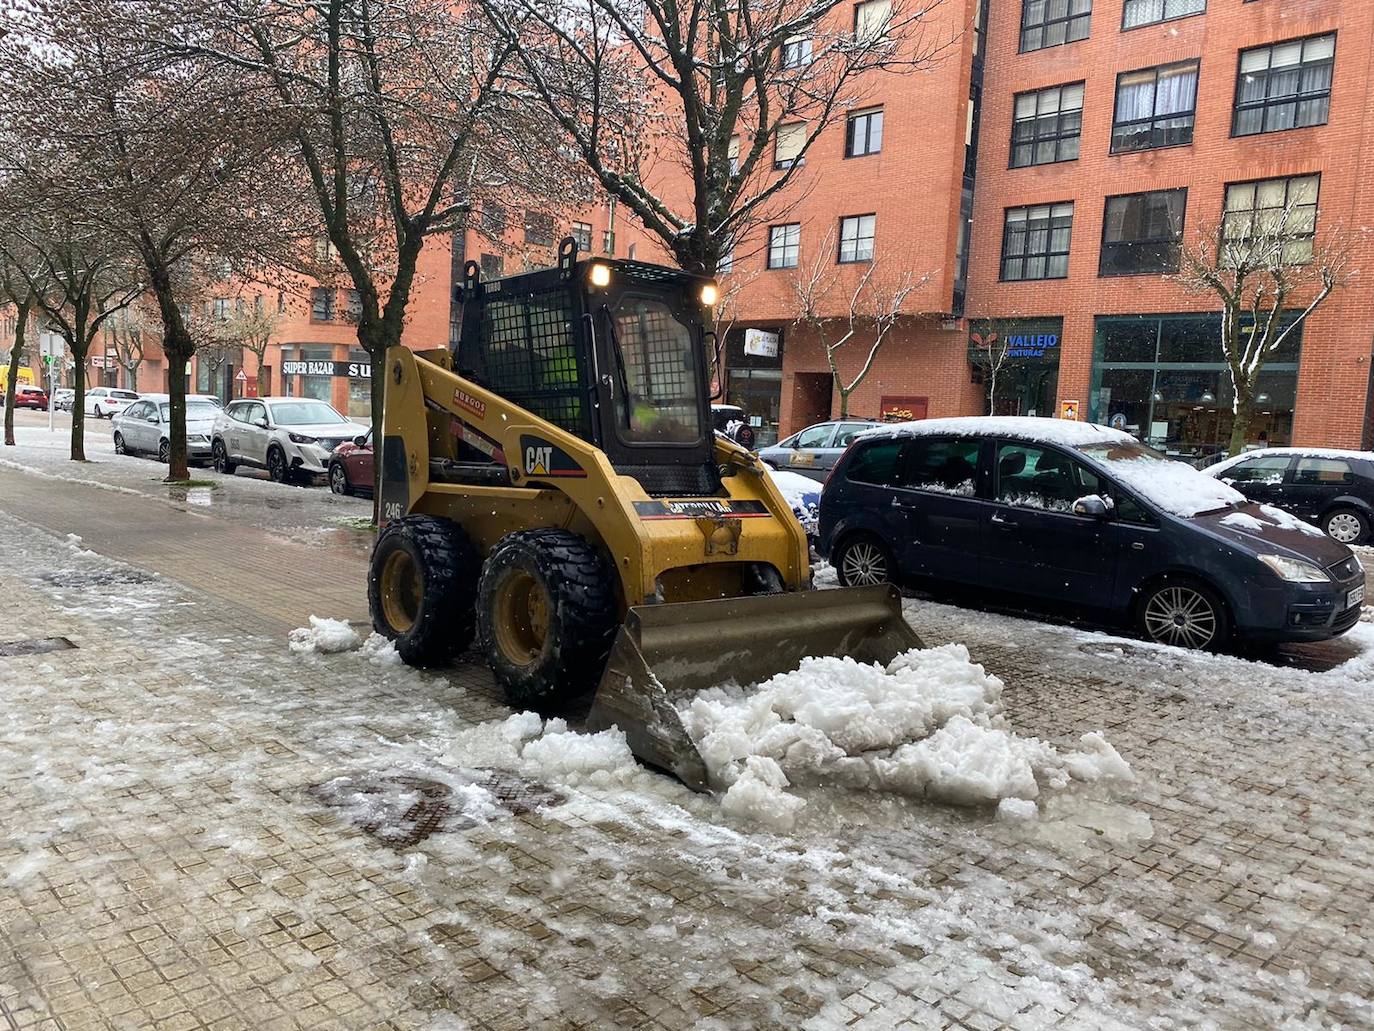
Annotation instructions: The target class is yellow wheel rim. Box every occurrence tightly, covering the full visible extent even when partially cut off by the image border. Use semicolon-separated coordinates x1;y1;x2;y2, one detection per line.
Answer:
379;549;423;634
492;569;550;667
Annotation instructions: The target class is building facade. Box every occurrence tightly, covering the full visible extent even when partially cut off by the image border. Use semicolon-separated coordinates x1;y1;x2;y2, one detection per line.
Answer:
720;0;1374;454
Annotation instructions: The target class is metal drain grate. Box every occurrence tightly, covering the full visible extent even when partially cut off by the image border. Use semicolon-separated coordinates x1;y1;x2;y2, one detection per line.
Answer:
40;570;157;589
308;769;565;848
0;637;76;658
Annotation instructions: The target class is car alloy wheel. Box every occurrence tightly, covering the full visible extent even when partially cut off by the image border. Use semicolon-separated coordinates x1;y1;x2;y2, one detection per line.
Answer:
1324;509;1366;545
157;439;170;463
1142;585;1219;650
267;447;287;483
113;432;126;455
329;463;350;495
839;539;890;586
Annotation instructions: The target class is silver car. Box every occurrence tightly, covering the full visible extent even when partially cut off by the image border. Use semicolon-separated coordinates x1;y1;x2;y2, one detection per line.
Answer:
113;396;220;463
211;396;368;484
757;420;881;483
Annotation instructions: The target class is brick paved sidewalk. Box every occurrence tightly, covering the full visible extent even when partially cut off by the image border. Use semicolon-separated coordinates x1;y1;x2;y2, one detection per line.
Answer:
2;487;1373;1030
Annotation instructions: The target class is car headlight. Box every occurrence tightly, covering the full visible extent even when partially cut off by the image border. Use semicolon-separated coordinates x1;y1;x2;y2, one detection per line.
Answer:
288;432;317;445
1258;554;1331;583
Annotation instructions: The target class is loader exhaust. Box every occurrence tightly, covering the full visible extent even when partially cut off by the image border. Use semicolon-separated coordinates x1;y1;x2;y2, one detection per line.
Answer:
585;584;923;791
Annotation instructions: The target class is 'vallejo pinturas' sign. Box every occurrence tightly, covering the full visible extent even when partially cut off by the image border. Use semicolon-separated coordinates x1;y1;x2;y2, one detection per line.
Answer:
281;360;372;379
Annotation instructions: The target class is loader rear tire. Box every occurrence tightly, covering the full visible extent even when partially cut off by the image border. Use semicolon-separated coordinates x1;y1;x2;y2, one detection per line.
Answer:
477;529;618;707
369;515;481;666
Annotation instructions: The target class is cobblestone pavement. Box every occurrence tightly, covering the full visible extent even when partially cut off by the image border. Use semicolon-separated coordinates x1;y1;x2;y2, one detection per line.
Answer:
2;478;1374;1029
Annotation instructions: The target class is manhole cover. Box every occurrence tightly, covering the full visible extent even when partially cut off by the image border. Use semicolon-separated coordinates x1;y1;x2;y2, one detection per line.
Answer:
0;637;75;658
308;769;564;848
40;570;157;589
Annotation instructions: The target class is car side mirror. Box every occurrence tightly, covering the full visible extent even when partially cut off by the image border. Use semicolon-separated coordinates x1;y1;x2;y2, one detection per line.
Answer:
1072;494;1113;519
253;416;269;429
353;434;368;446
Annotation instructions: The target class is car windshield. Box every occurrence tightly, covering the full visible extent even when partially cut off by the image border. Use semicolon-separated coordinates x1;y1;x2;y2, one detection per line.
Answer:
162;402;219;420
1077;439;1246;517
269;402;347;426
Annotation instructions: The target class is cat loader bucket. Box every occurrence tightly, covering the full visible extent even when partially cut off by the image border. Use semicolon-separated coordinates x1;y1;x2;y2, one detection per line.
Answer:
585;584;923;791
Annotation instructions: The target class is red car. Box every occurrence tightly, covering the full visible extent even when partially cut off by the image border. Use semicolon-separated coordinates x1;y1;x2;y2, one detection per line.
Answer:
1;385;50;410
328;429;374;495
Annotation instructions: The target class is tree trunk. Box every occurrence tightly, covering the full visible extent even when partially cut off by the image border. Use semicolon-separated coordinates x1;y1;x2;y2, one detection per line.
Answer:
837;389;849;419
1228;387;1255;457
256;363;268;399
71;356;88;462
3;312;27;447
125;364;139;391
166;349;190;480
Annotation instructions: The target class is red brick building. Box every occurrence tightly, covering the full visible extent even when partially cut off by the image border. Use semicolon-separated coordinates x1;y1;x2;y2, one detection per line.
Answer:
720;0;1374;454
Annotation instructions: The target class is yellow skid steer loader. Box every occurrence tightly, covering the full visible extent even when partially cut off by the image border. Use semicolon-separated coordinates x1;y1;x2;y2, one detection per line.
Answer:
369;239;920;790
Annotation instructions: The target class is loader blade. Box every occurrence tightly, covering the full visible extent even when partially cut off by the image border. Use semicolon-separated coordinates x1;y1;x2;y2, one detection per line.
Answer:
585;584;923;792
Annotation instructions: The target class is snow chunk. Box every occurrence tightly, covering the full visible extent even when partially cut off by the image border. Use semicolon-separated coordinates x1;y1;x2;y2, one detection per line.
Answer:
446;712;640;788
996;797;1039;821
360;632;403;667
1259;504;1325;538
1220;512;1266;533
681;646;1133;826
719;756;806;832
288;616;362;655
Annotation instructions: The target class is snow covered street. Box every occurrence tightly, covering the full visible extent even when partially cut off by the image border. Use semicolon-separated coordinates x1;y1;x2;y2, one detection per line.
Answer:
2;458;1374;1029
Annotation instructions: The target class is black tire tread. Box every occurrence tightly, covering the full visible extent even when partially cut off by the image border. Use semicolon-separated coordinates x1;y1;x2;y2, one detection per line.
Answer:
369;515;481;666
477;528;618;707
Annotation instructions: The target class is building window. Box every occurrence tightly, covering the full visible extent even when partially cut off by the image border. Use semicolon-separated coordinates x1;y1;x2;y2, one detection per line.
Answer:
571;221;592;252
728;136;740;175
845;108;884;157
1100;189;1187;276
1010;83;1083;167
838;215;877;264
211;297;231;320
1001;203;1073;281
774;123;805;168
1122;0;1204;30
524;211;554;246
1020;0;1091;54
718;235;735;274
854;0;891;41
602;229;615;254
345;289;362;321
310;288;335;321
479;253;503;279
483;201;506;235
1111;60;1199;153
628;243;637;260
767;224;800;269
1223;174;1319;264
782;35;812;69
1234;34;1334;137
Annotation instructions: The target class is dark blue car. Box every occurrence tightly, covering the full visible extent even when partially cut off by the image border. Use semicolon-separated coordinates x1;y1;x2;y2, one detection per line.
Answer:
818;417;1365;650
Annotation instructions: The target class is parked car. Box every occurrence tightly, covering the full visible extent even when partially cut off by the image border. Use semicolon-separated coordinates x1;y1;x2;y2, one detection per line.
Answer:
1205;447;1374;546
757;419;882;482
211;397;368;484
113;395;221;463
765;466;822;543
818;416;1365;650
1;385;50;410
711;404;756;450
328;429;375;495
51;388;75;412
85;387;140;418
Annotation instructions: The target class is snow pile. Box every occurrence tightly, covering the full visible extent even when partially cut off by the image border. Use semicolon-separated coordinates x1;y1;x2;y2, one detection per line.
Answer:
1258;504;1325;537
360;632;404;667
766;467;821;535
681;645;1133;830
1220;511;1266;533
446;712;639;788
1098;455;1244;517
288;615;362;655
869;415;1129;449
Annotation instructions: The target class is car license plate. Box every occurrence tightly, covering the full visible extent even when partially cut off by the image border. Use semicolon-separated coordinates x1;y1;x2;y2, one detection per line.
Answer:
790;452;814;467
1348;584;1365;609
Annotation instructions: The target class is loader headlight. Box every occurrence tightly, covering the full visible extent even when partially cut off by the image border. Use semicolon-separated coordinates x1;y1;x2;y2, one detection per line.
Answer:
589;263;612;288
700;282;719;306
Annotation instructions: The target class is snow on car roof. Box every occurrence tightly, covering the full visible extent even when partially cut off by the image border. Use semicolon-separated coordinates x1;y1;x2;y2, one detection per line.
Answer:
863;415;1134;448
1208;446;1373;475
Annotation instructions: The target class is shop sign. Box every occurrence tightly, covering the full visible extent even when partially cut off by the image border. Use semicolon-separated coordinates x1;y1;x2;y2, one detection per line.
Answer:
968;321;1062;364
282;359;372;379
743;328;779;358
1060;399;1080;421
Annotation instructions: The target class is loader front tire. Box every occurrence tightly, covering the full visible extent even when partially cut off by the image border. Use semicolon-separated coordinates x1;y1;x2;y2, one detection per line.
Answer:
478;529;617;707
369;516;481;666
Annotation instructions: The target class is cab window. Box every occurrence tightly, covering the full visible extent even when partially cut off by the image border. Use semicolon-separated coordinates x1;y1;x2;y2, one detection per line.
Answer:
1226;455;1291;484
995;443;1101;513
1294;457;1353;485
898;437;980;497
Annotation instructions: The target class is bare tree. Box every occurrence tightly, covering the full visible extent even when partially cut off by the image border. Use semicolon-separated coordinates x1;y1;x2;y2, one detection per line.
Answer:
103;303;158;392
0;259;44;448
217;298;286;399
791;231;921;418
166;0;586;500
482;0;954;275
968;320;1015;416
1176;185;1354;455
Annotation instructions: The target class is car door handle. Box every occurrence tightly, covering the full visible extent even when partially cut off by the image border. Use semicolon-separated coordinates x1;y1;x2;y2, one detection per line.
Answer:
990;512;1017;528
1131;541;1145;550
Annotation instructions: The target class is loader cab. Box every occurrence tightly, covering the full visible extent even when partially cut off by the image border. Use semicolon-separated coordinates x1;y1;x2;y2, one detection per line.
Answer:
454;239;721;496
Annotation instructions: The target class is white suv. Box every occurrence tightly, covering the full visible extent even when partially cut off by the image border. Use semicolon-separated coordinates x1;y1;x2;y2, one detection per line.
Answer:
85;387;140;418
211;397;368;484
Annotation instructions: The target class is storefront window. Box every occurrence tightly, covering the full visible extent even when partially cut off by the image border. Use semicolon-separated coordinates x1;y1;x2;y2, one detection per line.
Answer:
724;328;784;446
968;318;1062;418
1091;314;1301;462
347;348;371;420
282;345;336;403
